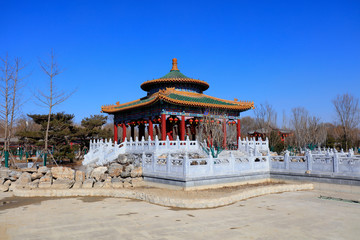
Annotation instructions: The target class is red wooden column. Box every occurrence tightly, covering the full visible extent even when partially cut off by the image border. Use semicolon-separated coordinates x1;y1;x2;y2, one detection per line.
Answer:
161;113;166;140
148;118;154;140
180;115;185;140
237;119;241;145
122;123;127;142
114;123;118;143
222;120;227;149
131;125;135;140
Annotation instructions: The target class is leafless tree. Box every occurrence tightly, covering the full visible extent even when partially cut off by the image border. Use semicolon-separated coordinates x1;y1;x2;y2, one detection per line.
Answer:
197;111;227;157
35;50;75;152
254;102;277;132
290;107;326;149
0;54;26;153
240;116;256;138
332;93;360;150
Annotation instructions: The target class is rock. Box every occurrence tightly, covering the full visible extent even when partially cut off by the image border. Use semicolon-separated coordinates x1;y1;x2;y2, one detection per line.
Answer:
131;167;143;178
82;179;94;189
93;181;104;188
305;170;311;174
38;182;52;189
51;179;75;189
117;155;128;164
51;167;75;180
0;168;10;178
90;167;108;181
123;182;132;188
16;172;31;186
75;171;85;182
112;181;123;188
0;184;9;192
125;164;134;172
0;178;5;184
120;166;131;178
28;179;39;189
111;177;123;188
39;172;53;184
4;179;11;187
37;166;49;174
22;168;37;173
72;181;82;189
108;163;123;177
123;177;132;183
10;170;21;178
31;172;43;181
102;177;113;189
131;177;144;188
85;165;94;179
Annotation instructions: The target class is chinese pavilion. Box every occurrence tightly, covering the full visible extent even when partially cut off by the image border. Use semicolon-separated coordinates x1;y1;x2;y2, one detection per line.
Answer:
101;58;254;145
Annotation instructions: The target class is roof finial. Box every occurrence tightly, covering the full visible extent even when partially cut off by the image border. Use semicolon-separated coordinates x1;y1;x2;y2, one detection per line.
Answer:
171;58;179;71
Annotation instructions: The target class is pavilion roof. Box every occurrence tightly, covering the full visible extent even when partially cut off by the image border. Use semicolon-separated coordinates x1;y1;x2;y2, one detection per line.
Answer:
101;88;254;113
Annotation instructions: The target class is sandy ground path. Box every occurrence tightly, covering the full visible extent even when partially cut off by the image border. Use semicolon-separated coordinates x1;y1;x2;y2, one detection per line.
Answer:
1;190;360;240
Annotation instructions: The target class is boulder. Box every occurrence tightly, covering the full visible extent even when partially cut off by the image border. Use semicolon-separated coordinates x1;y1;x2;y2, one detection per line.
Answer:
102;176;113;189
22;168;37;173
123;177;132;183
51;179;75;189
90;167;108;181
131;177;144;188
0;168;10;178
4;179;11;187
72;181;82;189
37;166;49;174
82;179;94;189
31;172;43;181
0;184;9;192
28;179;39;189
117;155;128;164
130;167;143;178
39;172;53;183
16;172;32;186
111;177;123;188
51;167;75;180
38;182;52;189
108;163;123;177
85;165;94;179
123;182;132;188
93;181;104;188
75;171;85;182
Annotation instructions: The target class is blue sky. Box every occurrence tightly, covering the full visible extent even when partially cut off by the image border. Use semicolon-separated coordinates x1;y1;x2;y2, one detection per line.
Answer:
1;0;359;124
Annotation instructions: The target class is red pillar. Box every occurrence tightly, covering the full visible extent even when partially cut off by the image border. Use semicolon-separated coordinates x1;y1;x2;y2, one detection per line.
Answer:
180;115;185;140
161;113;166;140
223;120;227;149
237;119;241;145
114;123;118;143
122;123;127;142
149;118;154;140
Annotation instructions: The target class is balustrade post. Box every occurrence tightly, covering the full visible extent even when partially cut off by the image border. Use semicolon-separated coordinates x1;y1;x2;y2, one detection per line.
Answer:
155;135;159;151
176;136;180;150
142;152;146;170
229;151;235;173
183;152;189;179
333;153;339;173
284;150;290;170
152;153;157;172
166;154;171;175
209;153;214;175
306;150;312;171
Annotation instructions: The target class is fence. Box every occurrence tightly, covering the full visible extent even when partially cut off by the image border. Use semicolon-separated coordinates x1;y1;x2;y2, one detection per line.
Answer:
142;152;270;180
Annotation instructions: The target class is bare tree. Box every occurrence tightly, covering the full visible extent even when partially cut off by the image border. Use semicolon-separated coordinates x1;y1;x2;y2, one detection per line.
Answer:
290;107;326;149
35;50;75;155
332;93;360;150
0;54;26;161
254;102;277;132
197;111;227;157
